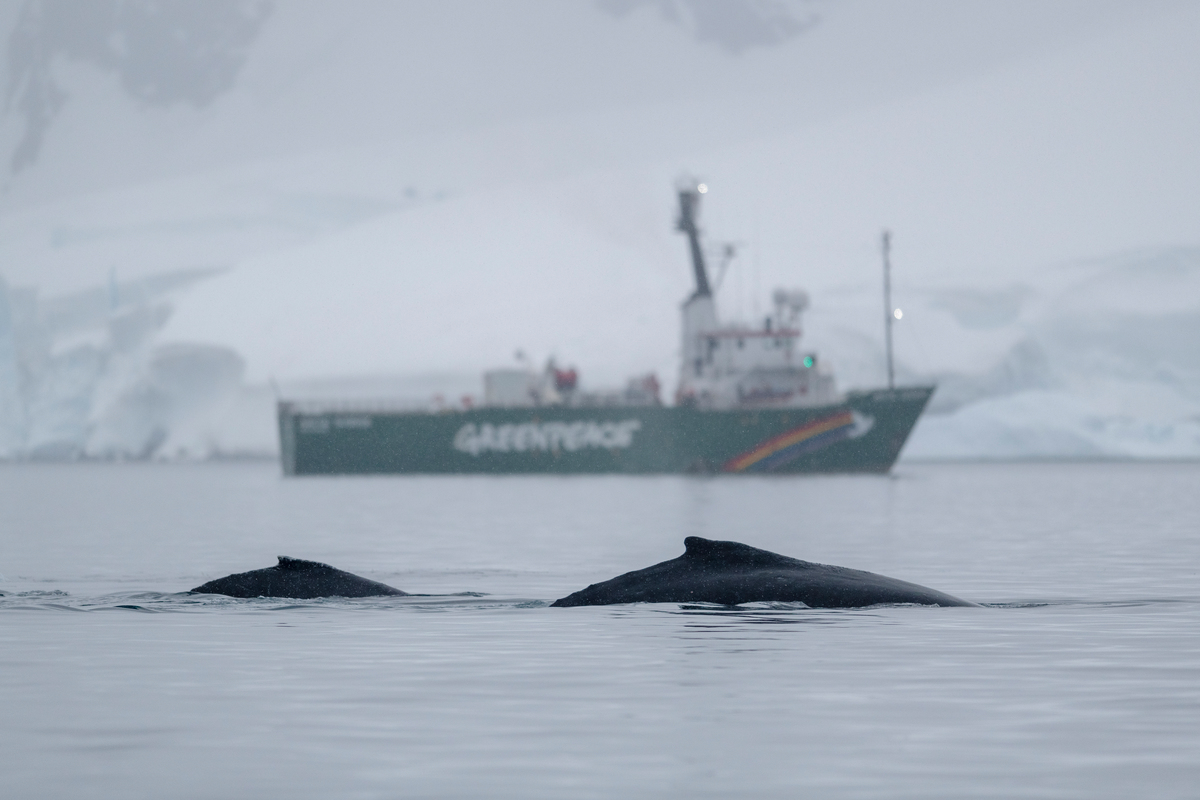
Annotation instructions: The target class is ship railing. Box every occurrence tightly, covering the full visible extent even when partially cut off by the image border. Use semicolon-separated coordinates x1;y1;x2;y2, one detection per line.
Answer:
279;398;454;415
278;392;666;416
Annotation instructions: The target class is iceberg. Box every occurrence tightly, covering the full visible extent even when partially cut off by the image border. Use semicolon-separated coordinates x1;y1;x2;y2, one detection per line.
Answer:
901;248;1200;460
0;269;263;460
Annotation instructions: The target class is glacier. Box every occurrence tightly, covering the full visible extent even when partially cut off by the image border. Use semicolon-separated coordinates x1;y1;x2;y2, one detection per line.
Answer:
0;269;268;460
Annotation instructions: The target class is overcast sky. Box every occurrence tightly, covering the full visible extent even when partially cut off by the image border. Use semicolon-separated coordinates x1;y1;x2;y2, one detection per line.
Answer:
1;1;1185;207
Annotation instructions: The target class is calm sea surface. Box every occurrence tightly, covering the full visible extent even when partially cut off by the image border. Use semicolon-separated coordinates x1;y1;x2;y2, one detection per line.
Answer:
1;461;1198;799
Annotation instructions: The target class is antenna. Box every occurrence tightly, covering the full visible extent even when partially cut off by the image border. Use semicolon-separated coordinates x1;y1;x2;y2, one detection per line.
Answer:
711;242;738;293
882;230;894;390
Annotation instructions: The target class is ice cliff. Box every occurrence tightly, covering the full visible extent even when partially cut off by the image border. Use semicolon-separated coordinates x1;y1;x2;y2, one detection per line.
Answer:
901;249;1200;459
0;269;271;459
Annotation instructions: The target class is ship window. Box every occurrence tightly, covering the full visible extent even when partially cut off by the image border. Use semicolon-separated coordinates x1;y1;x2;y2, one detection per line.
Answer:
737;339;744;349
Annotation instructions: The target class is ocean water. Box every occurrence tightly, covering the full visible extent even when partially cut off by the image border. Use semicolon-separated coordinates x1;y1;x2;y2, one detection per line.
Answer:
1;461;1198;799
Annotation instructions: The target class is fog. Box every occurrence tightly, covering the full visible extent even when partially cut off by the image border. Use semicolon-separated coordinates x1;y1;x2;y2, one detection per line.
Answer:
1;0;1197;459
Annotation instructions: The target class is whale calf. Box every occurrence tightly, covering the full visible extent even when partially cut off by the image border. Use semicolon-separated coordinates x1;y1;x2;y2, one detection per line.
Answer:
551;537;977;608
190;556;407;599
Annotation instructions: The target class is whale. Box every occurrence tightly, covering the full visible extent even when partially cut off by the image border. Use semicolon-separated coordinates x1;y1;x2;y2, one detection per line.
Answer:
190;556;407;599
551;536;977;608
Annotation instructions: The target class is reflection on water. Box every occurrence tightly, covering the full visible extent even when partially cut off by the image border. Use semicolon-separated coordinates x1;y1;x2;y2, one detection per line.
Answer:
1;461;1199;799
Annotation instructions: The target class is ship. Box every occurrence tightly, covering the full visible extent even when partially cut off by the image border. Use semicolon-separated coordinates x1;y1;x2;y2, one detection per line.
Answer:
278;181;933;475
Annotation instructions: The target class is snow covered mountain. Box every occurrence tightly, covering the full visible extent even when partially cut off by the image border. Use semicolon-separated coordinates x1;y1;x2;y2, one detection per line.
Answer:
0;0;1197;460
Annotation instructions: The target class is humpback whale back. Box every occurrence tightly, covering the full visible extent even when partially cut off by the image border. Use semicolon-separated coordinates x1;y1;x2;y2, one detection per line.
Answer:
551;536;976;608
191;556;408;599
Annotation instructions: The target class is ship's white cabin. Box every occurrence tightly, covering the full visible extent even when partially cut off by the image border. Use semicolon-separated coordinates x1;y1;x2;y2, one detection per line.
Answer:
677;295;839;409
674;180;840;410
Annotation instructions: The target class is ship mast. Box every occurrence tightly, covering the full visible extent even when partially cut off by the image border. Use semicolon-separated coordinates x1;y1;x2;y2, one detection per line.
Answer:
675;180;719;397
677;184;712;298
882;229;895;390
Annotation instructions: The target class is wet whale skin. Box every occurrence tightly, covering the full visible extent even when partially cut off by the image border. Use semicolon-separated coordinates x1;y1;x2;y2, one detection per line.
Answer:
190;556;407;599
551;537;977;608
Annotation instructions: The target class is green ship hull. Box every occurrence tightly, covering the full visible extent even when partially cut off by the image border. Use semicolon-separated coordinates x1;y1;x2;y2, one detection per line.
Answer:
279;386;933;476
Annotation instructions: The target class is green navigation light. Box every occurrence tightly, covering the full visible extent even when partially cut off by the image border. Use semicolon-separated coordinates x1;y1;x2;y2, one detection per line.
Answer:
803;356;814;368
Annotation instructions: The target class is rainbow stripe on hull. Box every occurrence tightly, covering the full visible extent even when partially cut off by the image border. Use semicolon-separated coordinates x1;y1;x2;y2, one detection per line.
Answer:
723;411;857;473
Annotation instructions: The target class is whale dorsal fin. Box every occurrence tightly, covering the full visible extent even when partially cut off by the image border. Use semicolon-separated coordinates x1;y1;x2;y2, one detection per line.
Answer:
277;556;331;571
683;536;789;565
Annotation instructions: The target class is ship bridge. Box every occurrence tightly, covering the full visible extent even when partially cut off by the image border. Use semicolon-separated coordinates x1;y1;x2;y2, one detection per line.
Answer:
673;181;838;410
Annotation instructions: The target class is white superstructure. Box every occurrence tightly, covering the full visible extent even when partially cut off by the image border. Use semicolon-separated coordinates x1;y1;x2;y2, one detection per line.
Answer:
674;181;839;410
